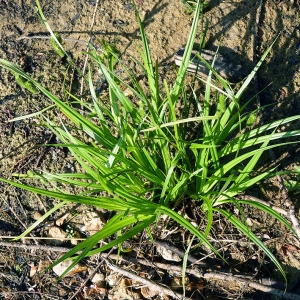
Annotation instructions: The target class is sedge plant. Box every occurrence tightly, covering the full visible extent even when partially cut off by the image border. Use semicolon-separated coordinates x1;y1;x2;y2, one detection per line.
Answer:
0;0;300;283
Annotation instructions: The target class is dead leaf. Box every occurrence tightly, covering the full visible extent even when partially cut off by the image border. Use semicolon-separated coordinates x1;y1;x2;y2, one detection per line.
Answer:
282;245;298;256
29;263;37;277
171;276;190;291
56;213;72;226
83;285;106;298
80;211;106;235
52;260;86;277
37;260;51;273
140;286;159;299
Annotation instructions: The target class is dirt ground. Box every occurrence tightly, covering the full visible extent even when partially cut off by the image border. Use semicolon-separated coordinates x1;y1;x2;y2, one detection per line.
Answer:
0;0;299;299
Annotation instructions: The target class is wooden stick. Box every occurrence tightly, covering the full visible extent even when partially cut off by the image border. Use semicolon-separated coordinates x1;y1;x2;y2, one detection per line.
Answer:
1;240;298;298
204;272;299;300
103;256;192;300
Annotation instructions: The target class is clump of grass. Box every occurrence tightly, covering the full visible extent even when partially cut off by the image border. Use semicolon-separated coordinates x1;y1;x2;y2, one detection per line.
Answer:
0;0;300;284
181;0;209;14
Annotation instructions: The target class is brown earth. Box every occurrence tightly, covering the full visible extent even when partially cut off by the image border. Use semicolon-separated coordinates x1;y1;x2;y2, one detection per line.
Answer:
0;0;299;299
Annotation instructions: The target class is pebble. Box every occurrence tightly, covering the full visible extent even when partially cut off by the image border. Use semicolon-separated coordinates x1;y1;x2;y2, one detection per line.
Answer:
32;211;43;220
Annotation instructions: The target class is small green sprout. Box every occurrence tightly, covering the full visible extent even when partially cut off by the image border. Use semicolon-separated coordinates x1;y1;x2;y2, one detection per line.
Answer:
14;74;39;94
246;111;257;127
216;94;226;116
181;0;209;14
50;32;65;58
98;39;120;63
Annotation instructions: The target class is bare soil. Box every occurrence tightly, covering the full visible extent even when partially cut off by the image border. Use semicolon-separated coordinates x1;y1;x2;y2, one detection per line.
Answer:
0;0;299;299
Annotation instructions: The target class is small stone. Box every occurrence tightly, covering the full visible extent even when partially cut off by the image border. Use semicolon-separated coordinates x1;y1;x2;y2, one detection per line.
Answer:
246;218;253;226
53;261;73;277
47;226;66;245
32;211;43;220
91;272;105;287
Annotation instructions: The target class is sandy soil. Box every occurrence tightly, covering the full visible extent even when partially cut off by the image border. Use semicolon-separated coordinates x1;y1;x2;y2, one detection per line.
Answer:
0;0;299;299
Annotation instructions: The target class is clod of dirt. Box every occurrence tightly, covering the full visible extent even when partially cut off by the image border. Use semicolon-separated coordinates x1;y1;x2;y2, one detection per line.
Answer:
37;259;51;273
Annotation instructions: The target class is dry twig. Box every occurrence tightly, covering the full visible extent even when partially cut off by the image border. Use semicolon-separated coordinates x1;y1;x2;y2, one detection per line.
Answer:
68;248;114;300
242;195;300;239
242;195;288;216
80;0;99;97
103;256;192;300
288;206;300;239
1;240;299;298
204;272;300;300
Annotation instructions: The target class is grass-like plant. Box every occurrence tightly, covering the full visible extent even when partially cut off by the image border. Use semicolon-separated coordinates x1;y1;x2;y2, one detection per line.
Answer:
0;0;300;283
181;0;209;14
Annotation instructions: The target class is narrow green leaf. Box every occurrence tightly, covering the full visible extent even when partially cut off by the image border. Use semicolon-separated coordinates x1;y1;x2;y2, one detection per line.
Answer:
216;208;287;285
